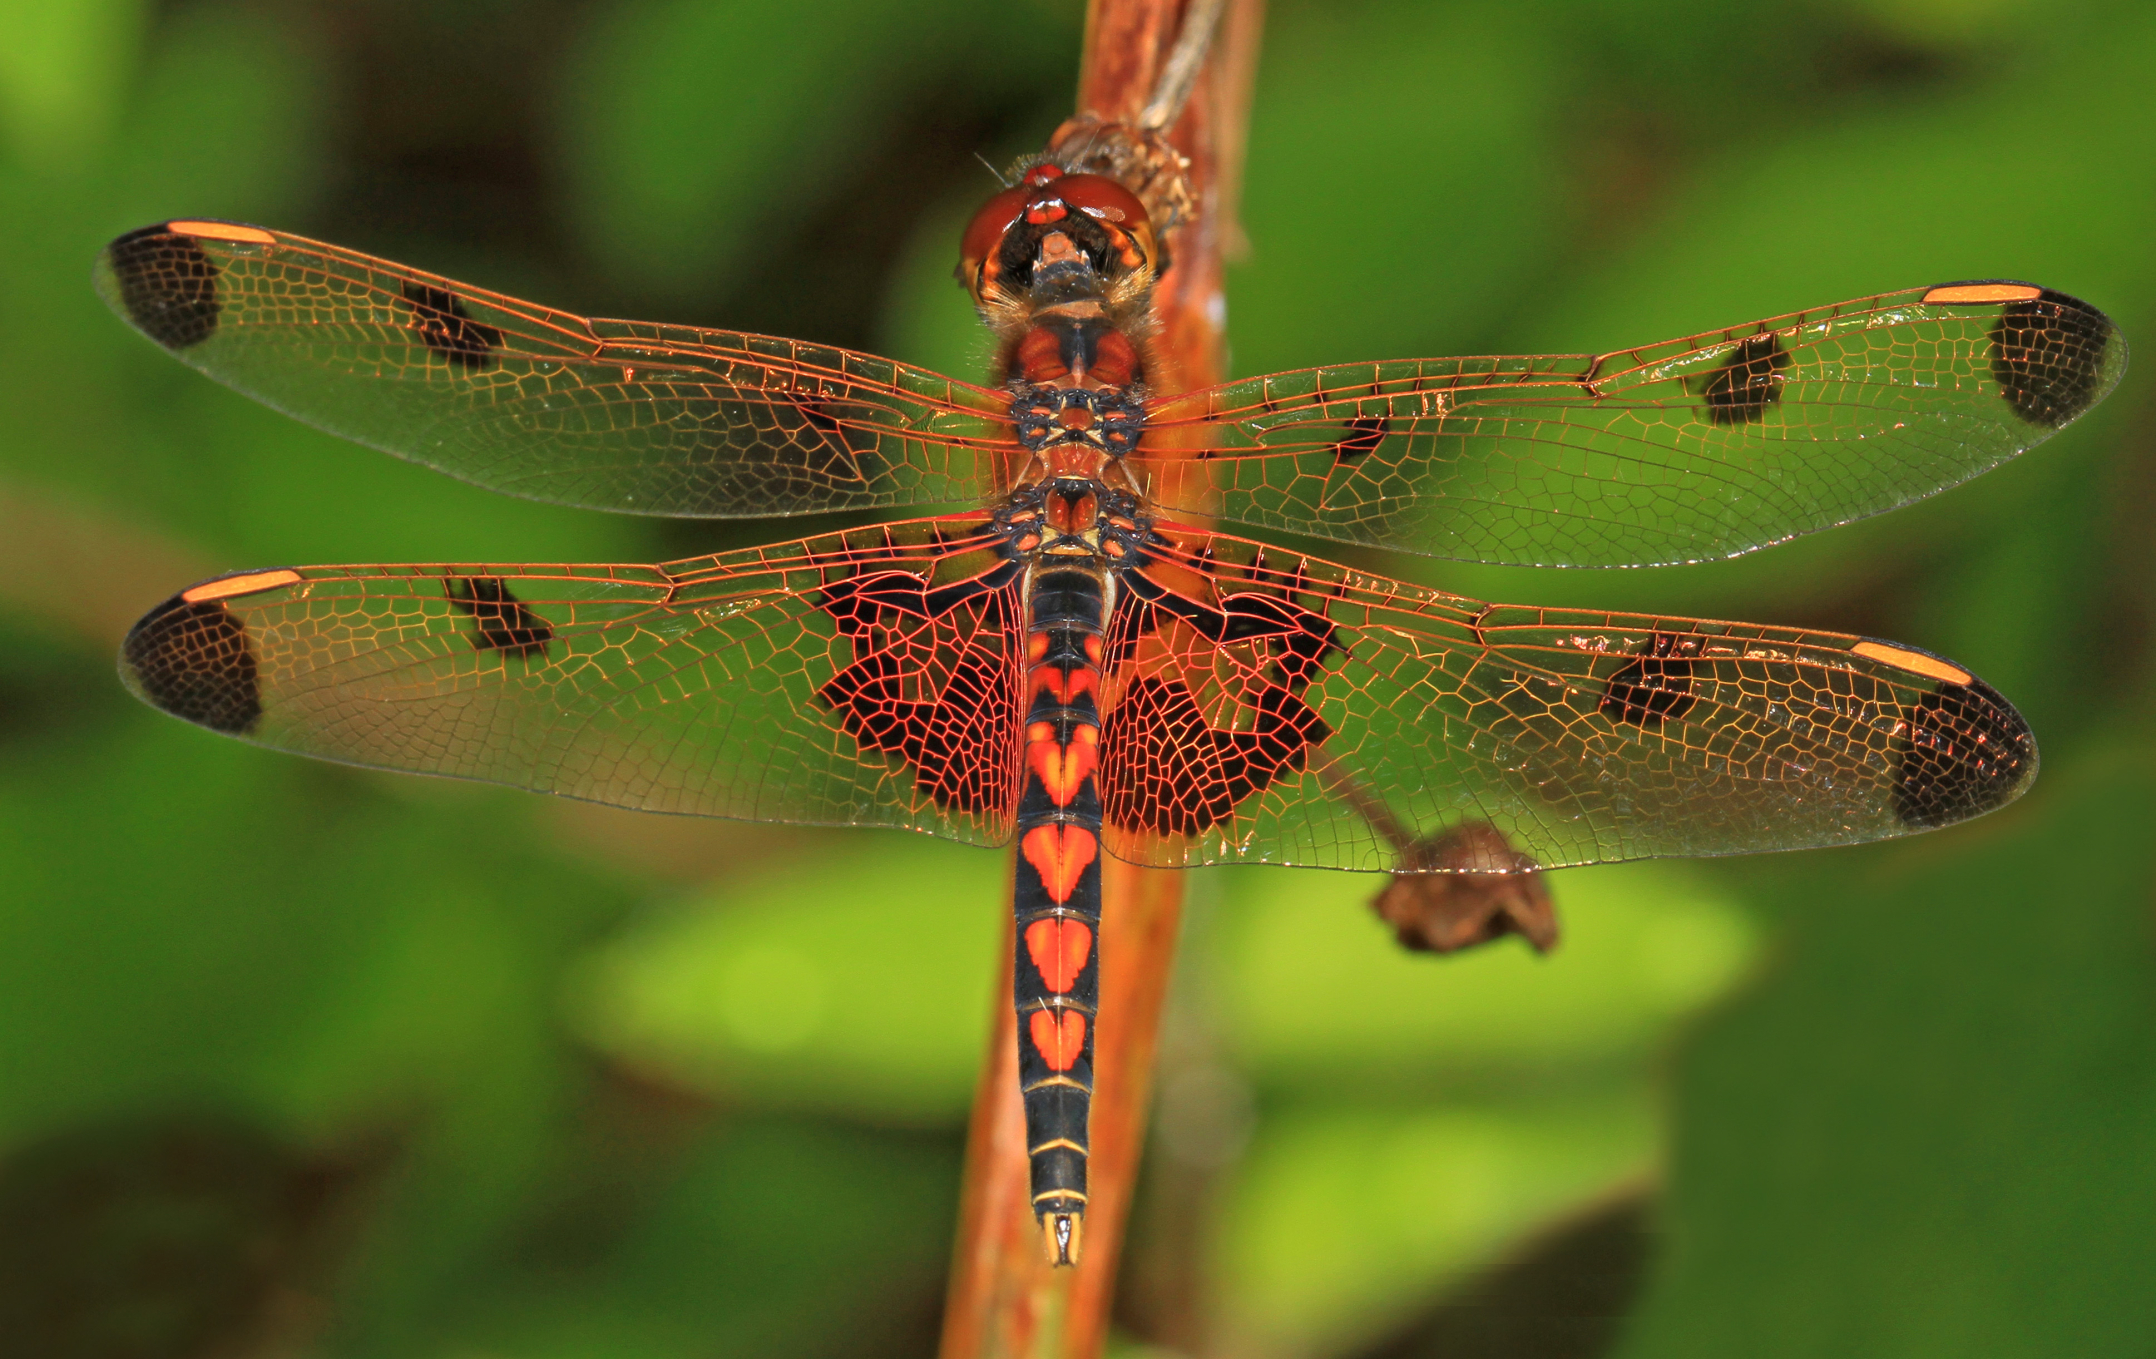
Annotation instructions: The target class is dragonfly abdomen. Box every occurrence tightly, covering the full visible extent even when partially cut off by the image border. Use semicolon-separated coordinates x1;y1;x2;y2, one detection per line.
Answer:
1013;563;1109;1267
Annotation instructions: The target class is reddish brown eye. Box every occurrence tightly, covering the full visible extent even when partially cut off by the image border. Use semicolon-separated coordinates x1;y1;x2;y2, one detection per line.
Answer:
960;184;1031;285
1053;174;1149;232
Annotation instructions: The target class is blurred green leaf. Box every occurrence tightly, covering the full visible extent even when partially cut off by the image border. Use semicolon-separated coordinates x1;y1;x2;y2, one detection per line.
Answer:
569;832;1002;1123
1621;735;2156;1358
436;1115;954;1359
1229;1;1569;375
0;0;145;166
559;0;1074;302
1218;1096;1653;1356
1219;861;1758;1086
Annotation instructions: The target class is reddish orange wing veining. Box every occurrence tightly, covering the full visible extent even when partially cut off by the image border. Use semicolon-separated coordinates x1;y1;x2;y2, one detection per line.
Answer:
1090;524;2035;871
96;221;1024;518
1134;284;2124;566
120;517;1029;844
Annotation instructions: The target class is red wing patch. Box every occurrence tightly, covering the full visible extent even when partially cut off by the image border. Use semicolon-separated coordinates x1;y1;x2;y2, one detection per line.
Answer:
1100;677;1328;834
1098;534;1340;837
815;554;1023;816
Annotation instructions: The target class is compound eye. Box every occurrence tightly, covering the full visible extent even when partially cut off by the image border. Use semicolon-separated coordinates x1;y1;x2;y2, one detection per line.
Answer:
959;184;1031;290
1053;174;1150;233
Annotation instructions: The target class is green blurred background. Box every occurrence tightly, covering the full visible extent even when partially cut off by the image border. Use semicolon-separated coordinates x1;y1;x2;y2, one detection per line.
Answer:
2;0;2153;1355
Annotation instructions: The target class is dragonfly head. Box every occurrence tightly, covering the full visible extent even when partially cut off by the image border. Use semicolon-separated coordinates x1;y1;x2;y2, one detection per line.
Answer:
958;161;1160;311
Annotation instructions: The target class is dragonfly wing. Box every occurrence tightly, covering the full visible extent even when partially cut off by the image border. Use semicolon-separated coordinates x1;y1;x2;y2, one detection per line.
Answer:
1143;283;2126;566
96;220;1019;517
117;518;1026;844
1096;525;2034;870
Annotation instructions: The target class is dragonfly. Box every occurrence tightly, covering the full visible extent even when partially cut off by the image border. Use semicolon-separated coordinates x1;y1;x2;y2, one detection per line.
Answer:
100;142;2123;1267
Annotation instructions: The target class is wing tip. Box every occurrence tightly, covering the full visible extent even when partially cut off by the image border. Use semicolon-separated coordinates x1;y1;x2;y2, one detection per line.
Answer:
119;572;285;736
98;222;226;350
1890;670;2037;831
1927;278;2125;429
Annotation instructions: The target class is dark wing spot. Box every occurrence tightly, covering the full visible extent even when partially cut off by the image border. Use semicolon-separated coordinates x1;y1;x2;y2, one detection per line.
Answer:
1700;333;1790;425
785;396;886;486
105;226;220;349
1990;289;2114;428
1217;592;1343;691
400;282;502;371
121;595;261;734
445;577;552;658
1893;677;2035;829
1600;633;1698;726
1099;677;1330;836
1330;415;1389;463
796;399;843;442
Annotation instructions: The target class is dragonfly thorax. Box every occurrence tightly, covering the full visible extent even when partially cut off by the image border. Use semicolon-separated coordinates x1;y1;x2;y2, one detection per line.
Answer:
1010;383;1146;461
997;478;1151;568
1012;306;1143;386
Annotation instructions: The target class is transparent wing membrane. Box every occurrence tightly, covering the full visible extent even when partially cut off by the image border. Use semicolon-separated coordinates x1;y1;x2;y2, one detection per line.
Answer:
120;519;1026;845
97;221;1020;517
1143;284;2125;565
122;520;2035;871
105;222;2104;871
101;225;2122;563
1094;526;2034;869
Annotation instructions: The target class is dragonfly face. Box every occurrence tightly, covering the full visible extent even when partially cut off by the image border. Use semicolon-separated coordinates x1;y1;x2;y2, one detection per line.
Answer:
961;161;1161;318
99;140;2125;1266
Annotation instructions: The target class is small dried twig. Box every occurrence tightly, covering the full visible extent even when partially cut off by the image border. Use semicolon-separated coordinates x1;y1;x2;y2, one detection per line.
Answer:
1372;822;1560;955
1320;762;1559;954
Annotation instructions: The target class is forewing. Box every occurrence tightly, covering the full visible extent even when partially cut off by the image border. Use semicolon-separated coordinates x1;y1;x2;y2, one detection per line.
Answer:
117;519;1026;843
1142;283;2126;566
1097;525;2034;870
96;220;1019;517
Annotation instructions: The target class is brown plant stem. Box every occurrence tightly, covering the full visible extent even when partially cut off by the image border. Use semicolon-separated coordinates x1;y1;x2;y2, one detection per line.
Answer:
937;3;1260;1355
